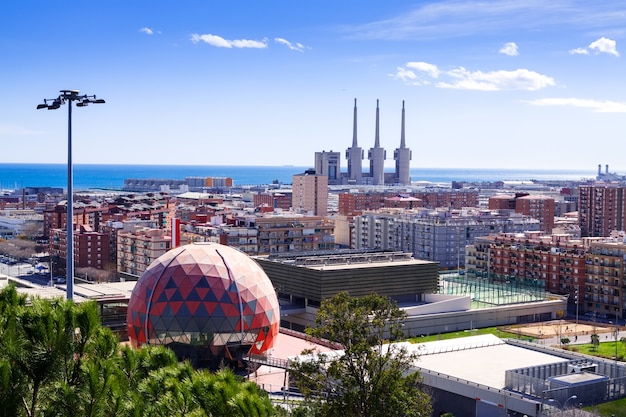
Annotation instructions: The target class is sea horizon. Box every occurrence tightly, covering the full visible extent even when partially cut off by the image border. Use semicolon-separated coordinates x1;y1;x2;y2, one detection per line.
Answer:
0;162;600;191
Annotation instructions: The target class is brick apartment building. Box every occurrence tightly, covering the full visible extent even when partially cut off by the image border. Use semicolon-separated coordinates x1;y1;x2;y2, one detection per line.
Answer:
488;193;555;233
50;224;111;273
338;190;478;215
579;183;626;237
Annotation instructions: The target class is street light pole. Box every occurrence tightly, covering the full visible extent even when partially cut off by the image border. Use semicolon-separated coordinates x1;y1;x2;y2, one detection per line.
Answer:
37;90;105;300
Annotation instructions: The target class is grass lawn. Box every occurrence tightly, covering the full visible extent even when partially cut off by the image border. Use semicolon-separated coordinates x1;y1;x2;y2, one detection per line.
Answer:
407;326;535;343
567;340;626;361
583;397;626;416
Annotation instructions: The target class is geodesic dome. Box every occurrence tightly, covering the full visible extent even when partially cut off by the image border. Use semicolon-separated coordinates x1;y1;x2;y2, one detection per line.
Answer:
126;242;280;367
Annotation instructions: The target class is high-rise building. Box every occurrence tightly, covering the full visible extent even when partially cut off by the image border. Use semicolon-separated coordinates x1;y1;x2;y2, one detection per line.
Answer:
314;150;341;185
345;99;363;184
393;100;411;185
579;183;626;237
368;99;386;185
292;169;328;216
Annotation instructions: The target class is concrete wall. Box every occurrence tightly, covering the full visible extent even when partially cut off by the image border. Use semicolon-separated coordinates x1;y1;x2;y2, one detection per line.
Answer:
402;299;565;337
402;294;471;316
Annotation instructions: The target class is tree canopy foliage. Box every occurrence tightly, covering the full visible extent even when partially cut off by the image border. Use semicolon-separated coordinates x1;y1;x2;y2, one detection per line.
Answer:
0;284;277;417
290;292;432;417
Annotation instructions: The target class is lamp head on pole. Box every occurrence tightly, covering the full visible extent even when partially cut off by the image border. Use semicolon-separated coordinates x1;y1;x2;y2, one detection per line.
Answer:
36;90;105;110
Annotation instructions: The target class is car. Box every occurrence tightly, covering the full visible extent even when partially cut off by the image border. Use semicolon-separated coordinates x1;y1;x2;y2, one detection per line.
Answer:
53;276;66;284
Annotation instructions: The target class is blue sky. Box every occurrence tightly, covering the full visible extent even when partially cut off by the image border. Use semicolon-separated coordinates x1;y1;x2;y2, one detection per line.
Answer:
1;1;625;171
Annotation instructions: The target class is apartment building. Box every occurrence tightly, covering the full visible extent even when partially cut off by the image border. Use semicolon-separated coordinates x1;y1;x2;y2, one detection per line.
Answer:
253;192;291;211
256;215;334;255
585;241;625;320
466;232;587;304
579;183;626;237
337;190;479;215
488;193;555;232
43;203;107;240
50;224;111;272
352;208;540;269
291;169;328;216
117;227;173;279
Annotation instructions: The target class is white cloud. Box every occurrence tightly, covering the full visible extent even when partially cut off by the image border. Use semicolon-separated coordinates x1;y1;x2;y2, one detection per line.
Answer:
568;47;589;55
274;38;306;52
406;61;440;78
139;27;154;35
499;42;519;56
190;33;268;49
569;37;619;57
395;62;554;91
589;37;619;56
526;98;626;113
391;67;432;86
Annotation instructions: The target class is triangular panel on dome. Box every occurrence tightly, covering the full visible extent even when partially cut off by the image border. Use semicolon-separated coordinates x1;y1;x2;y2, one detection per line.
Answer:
242;300;256;316
169;301;184;315
209;317;228;333
195;287;214;302
211;287;227;302
201;320;220;335
176;301;191;318
185;301;201;315
194;302;209;317
155;313;176;331
159;303;174;317
178;284;195;300
218;301;239;317
176;274;192;289
155;290;170;303
164;277;179;289
148;301;166;316
250;314;269;329
167;289;184;302
210;303;226;317
184;288;202;302
224;315;243;331
185;317;203;333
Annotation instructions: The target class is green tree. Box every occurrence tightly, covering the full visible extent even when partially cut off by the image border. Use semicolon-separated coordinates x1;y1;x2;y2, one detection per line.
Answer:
0;283;278;417
291;292;432;417
591;333;600;351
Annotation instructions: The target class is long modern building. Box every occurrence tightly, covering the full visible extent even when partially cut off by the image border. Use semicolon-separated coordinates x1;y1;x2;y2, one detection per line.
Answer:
254;250;439;331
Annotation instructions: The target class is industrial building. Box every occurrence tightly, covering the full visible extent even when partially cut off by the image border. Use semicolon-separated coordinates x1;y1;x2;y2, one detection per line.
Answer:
317;99;412;186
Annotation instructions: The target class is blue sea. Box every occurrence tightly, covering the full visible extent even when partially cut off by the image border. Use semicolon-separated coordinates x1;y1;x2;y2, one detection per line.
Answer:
0;163;598;191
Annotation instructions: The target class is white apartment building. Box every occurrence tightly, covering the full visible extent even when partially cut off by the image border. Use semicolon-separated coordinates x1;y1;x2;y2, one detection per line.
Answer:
352;208;540;269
